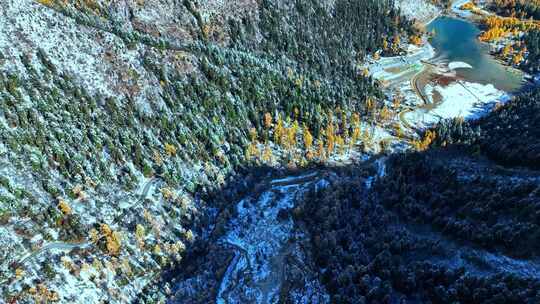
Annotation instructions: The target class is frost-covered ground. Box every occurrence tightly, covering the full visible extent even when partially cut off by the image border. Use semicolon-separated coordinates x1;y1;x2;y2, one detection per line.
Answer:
164;1;540;302
1;0;535;302
396;0;440;24
369;43;436;83
449;61;473;70
452;0;472;17
369;8;517;134
0;0;408;300
0;1;207;301
0;0;164;107
216;173;330;303
404;81;508;127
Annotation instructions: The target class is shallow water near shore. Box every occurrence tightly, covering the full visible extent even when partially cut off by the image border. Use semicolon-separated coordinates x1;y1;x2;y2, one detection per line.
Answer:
427;16;523;92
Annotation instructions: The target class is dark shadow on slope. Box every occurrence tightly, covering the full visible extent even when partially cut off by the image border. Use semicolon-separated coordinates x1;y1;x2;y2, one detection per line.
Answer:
138;87;540;304
434;86;540;170
292;145;540;303
290;88;540;303
139;146;540;303
135;162;355;303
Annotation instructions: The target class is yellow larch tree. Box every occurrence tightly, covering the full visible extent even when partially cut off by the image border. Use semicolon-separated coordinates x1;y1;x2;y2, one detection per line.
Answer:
262;144;273;164
303;125;313;152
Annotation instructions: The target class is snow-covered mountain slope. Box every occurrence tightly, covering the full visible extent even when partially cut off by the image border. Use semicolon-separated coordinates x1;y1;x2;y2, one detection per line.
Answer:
0;0;414;302
396;0;441;24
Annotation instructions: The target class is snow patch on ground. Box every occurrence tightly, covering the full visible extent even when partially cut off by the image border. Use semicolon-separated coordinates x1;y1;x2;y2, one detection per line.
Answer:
452;0;474;18
218;189;296;302
369;43;435;86
449;61;473;70
217;175;329;303
0;0;163;107
396;0;440;24
271;172;318;185
0;0;111;96
404;81;506;127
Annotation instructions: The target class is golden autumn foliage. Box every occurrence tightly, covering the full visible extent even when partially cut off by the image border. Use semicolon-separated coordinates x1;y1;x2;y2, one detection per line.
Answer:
287;121;299;149
153;150;163;166
366;96;376;113
379;106;392;122
502;43;514;56
121;258;133;277
245;108;372;165
164;143;177;156
336;135;345;154
89;228;99;243
37;0;104;15
460;2;476;11
274;116;284;145
107;231;122;256
249;127;258;142
412;130;437;151
15;268;25;280
351;127;361;148
325;123;335;155
317;139;326;161
185;229;194;242
479;15;540;42
392;34;401;52
262;144;273;163
58;198;72;215
100;223;122;256
303;126;313;152
154;244;162;255
410;35;422;46
160;187;175;200
513;51;525;65
29;284;60;303
245;141;260;161
479;26;507;42
393;123;403;139
71;184;86;201
37;0;55;6
135;224;146;248
362;68;370;77
246;127;261;161
100;223;112;236
352;113;361;126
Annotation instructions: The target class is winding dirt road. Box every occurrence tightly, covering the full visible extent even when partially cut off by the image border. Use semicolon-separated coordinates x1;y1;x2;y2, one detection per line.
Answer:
397;62;433;135
2;176;160;279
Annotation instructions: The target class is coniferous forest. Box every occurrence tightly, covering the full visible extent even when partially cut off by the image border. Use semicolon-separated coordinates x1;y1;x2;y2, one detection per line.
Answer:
1;0;540;303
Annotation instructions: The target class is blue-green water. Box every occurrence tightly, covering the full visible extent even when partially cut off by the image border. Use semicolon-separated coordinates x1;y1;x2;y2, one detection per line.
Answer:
427;16;523;92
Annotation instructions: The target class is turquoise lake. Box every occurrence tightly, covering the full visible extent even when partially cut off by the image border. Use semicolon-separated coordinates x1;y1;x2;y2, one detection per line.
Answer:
427;16;523;92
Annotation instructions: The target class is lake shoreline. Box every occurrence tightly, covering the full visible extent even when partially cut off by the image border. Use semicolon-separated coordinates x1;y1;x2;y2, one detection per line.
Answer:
392;13;525;131
426;15;524;92
446;1;530;82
